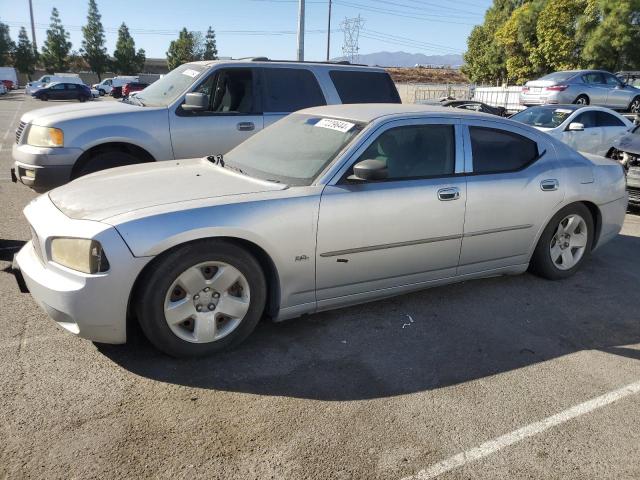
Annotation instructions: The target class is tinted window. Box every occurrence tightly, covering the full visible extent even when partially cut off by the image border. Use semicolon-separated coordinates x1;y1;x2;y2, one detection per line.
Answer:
66;84;77;90
356;125;455;179
329;71;401;104
262;68;325;112
582;72;604;84
573;111;596;128
51;84;65;90
604;74;621;86
595;111;625;127
470;127;538;174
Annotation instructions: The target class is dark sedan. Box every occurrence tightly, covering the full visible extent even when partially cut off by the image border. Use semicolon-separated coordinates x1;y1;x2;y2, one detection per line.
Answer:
441;100;507;117
33;82;92;102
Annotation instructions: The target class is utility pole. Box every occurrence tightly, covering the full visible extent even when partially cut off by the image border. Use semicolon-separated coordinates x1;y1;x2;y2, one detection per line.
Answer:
296;0;305;61
28;0;37;54
326;0;332;61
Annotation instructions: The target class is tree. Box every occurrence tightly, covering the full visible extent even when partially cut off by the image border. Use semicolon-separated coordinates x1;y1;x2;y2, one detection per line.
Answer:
112;23;145;74
203;27;218;60
13;27;37;80
0;21;15;65
40;7;72;72
81;0;108;79
166;28;198;70
582;0;640;71
534;0;587;71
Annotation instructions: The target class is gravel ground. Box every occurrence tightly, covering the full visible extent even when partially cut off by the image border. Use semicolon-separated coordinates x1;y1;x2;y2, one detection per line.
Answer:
1;90;640;480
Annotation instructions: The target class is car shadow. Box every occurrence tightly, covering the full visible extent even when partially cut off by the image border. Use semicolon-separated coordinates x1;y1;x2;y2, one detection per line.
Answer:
98;233;640;401
0;239;26;261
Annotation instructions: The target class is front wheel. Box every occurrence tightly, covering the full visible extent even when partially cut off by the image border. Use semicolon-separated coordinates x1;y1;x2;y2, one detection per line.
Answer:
136;240;267;357
573;95;589;106
529;204;594;280
40;94;48;101
78;95;87;102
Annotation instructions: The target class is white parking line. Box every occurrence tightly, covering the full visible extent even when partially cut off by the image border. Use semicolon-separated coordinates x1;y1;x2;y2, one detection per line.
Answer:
401;380;640;480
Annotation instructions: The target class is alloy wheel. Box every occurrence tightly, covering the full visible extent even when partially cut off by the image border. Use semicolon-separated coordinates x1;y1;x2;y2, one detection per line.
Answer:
163;261;251;343
631;99;640;113
549;214;588;271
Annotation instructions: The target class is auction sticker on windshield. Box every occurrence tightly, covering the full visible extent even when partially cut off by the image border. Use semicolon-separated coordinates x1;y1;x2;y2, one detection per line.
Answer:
181;69;200;78
555;108;573;114
315;118;355;133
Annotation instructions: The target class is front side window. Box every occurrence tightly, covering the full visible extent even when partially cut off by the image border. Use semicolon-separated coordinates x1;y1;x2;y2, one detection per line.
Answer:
583;72;604;85
573;111;597;128
470;127;538;174
329;70;401;104
223;114;363;185
354;124;455;180
262;68;325;113
211;69;256;113
604;74;622;87
51;83;65;90
595;111;625;127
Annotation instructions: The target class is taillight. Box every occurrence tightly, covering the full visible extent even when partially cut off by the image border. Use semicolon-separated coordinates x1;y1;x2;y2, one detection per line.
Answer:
522;86;529;93
546;85;568;91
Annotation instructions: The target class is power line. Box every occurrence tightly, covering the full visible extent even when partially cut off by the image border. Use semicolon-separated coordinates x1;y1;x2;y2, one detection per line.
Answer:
333;0;478;25
362;29;463;54
367;0;484;17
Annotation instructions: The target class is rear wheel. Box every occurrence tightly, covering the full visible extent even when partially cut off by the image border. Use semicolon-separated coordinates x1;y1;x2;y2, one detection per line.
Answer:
98;89;105;96
529;203;594;280
573;95;589;106
629;96;640;113
78;95;87;102
136;240;266;357
72;150;142;178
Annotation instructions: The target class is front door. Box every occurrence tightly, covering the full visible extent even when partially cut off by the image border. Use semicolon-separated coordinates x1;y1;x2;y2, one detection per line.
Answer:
603;73;632;110
560;110;603;155
169;67;264;159
459;120;564;275
316;119;466;301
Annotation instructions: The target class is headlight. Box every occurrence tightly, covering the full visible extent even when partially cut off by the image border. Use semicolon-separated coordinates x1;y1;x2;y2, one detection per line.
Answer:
50;238;110;273
26;125;64;147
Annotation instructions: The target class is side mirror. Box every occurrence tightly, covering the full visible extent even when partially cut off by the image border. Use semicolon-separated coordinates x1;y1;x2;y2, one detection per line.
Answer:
567;122;585;132
349;159;388;182
182;92;208;111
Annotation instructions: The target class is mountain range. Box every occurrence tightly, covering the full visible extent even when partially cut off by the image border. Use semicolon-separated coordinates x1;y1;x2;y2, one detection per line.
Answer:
332;51;464;68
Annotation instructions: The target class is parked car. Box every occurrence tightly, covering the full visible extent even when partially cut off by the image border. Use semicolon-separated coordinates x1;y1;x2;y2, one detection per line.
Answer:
608;124;640;206
0;83;7;95
122;81;149;97
511;105;633;157
90;87;100;99
12;59;401;191
616;71;640;88
520;70;640;113
32;82;92;102
12;104;627;357
93;76;138;96
441;99;507;116
25;74;83;95
0;66;18;89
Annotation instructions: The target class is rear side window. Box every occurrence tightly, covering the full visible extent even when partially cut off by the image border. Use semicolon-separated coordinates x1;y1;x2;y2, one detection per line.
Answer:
262;68;325;112
582;72;604;84
329;71;401;104
595;111;625;127
470;127;538;174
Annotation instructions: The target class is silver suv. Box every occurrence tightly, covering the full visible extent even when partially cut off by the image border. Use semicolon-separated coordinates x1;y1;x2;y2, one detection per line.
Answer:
519;69;640;112
12;59;400;191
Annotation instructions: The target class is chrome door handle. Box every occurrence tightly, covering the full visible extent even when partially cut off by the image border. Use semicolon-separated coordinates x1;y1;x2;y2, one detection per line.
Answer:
237;122;255;131
540;179;559;191
437;187;460;201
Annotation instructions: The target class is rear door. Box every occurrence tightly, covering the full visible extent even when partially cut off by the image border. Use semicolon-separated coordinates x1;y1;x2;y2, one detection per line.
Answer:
582;72;609;105
169;67;264;159
260;67;327;128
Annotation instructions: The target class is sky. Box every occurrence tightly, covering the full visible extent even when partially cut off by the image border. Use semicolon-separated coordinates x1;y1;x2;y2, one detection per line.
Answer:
2;0;493;61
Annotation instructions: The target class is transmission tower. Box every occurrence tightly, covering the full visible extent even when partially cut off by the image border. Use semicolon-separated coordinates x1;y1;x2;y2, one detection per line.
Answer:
341;15;364;63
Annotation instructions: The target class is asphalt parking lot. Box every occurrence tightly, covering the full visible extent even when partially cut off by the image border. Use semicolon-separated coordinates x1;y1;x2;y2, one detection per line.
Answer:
1;90;640;480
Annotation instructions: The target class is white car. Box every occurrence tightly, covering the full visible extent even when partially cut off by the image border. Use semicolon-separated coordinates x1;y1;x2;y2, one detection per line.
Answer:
511;105;633;157
0;83;7;95
90;88;100;99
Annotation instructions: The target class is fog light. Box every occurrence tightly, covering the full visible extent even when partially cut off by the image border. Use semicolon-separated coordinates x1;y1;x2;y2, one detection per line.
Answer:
24;169;36;179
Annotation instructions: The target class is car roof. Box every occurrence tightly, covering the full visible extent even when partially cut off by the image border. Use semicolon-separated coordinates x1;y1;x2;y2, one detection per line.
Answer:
299;103;495;123
186;58;385;71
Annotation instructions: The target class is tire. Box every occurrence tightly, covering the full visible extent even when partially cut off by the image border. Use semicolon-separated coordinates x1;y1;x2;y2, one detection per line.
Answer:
99;89;105;96
40;94;48;101
629;96;640;114
78;95;87;102
72;150;142;178
529;203;594;280
135;240;267;357
573;95;589;106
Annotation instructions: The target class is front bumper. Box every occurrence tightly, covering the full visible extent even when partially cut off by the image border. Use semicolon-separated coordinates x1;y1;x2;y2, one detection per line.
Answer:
15;195;151;344
12;142;82;191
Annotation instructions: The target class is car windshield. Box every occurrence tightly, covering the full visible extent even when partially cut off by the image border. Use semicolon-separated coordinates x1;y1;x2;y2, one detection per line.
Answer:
135;63;206;107
538;71;576;83
223;113;365;186
511;106;574;128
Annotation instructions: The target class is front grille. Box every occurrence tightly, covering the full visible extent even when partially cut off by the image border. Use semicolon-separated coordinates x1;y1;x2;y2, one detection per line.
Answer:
16;121;26;144
628;187;640;205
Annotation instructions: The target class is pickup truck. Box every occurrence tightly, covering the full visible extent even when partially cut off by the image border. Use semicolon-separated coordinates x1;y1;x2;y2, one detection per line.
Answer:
12;59;401;191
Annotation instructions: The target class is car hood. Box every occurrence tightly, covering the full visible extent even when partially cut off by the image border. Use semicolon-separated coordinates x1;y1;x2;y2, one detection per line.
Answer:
612;131;640;156
48;158;287;221
20;100;156;127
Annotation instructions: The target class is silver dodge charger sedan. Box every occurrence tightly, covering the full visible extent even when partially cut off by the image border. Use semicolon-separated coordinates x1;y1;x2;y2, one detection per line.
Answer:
14;104;627;357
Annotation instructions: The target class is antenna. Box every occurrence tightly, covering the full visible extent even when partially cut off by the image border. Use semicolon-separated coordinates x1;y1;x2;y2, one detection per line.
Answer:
340;15;364;64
